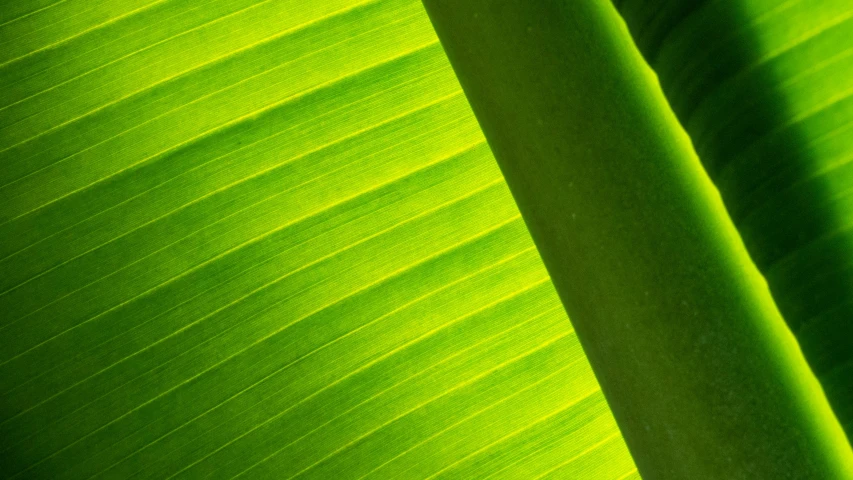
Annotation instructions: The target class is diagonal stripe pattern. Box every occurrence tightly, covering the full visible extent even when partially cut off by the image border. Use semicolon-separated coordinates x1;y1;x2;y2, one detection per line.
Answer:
615;0;853;439
0;1;638;478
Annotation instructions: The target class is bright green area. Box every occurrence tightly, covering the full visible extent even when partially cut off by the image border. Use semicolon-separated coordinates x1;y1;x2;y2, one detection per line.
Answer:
423;0;853;478
615;0;853;438
0;1;638;478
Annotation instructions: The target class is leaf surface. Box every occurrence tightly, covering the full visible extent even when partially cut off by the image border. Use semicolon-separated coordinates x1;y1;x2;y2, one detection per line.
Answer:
0;1;637;478
422;0;853;478
615;0;853;438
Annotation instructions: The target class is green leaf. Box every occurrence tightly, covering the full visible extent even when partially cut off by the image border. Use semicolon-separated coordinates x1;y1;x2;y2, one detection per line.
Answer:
614;0;853;438
0;0;637;479
422;0;853;478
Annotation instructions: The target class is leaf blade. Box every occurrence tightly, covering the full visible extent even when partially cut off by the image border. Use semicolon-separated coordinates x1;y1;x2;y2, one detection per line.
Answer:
0;1;636;478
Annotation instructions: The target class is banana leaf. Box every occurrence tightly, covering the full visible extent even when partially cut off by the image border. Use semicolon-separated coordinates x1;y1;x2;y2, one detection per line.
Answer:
0;1;636;478
423;0;853;478
2;0;852;478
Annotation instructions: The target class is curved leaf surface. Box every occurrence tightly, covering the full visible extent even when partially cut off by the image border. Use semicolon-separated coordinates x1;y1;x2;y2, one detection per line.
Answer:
615;0;853;437
422;0;853;478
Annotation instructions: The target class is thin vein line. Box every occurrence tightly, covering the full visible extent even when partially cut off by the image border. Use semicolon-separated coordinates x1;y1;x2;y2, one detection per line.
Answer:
0;111;470;371
706;82;853;179
1;141;485;373
0;0;70;29
0;0;387;150
760;9;853;62
2;199;517;436
0;0;217;106
723;122;853;223
736;150;853;228
90;274;555;480
0;109;471;349
0;10;429;196
693;14;853;157
0;89;463;306
0;68;457;274
689;40;853;132
0;140;486;372
0;0;173;69
237;323;567;480
364;380;597;480
531;432;622;480
662;0;800;94
149;278;551;480
6;175;511;476
615;467;640;480
686;5;853;123
0;40;439;225
766;221;853;282
4;171;506;414
0;0;271;112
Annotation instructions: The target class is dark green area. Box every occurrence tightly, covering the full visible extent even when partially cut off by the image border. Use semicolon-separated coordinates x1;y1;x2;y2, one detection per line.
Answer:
423;0;853;478
615;0;853;438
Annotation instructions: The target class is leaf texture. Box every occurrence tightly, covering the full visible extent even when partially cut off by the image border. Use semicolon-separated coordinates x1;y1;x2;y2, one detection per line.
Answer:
0;1;638;478
614;0;853;438
422;0;853;478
